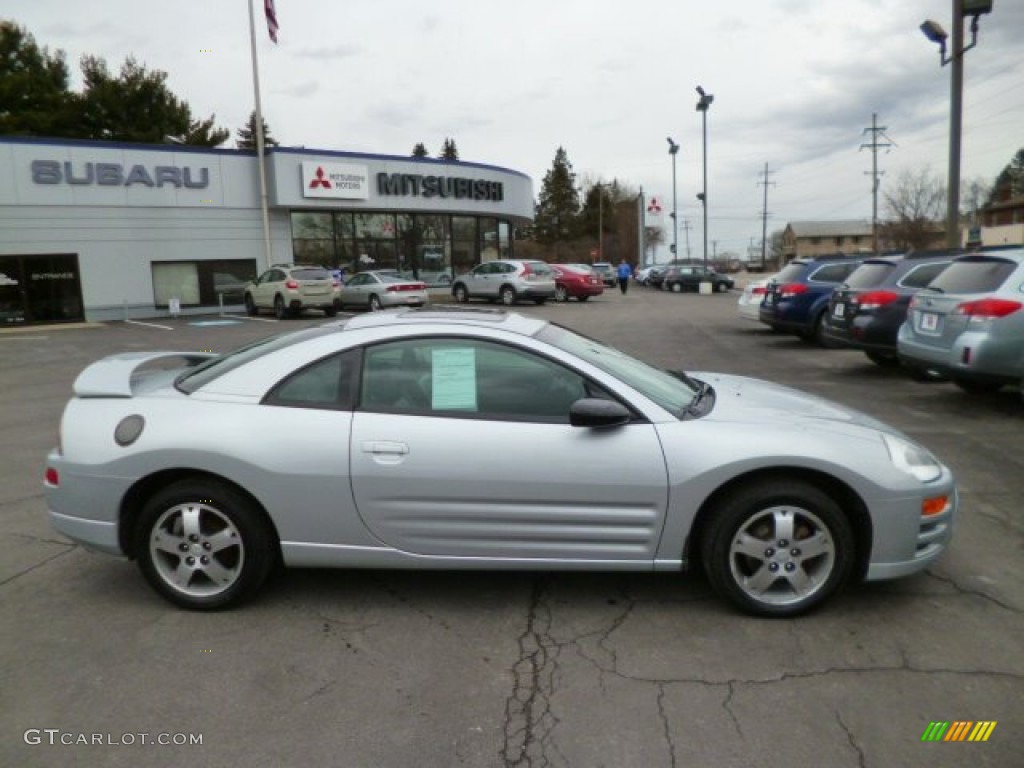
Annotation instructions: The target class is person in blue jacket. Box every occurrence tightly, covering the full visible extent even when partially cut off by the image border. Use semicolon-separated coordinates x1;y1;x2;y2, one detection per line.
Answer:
616;259;633;294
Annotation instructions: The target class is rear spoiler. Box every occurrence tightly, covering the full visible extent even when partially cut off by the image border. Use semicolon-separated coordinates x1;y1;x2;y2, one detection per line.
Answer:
73;351;218;398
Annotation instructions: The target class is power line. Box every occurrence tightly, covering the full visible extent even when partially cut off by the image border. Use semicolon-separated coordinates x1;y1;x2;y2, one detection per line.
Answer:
757;162;776;269
860;112;896;253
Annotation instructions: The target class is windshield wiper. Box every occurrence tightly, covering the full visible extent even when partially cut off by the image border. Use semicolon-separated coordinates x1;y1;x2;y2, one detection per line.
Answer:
683;380;714;419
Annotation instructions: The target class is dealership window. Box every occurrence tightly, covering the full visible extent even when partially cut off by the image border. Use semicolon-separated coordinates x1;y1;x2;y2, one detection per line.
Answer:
0;253;83;326
152;260;257;307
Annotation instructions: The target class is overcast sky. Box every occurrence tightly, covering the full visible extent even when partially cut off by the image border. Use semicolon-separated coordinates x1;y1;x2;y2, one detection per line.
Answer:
7;0;1024;259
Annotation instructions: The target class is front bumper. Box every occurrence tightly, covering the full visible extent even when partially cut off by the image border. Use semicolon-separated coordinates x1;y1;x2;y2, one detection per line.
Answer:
865;477;957;581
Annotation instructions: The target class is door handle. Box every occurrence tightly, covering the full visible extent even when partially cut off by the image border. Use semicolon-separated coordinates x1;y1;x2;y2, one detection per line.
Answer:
361;441;409;456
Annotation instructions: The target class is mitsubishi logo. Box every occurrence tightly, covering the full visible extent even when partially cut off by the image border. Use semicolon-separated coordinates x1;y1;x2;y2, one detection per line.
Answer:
647;197;663;214
309;166;332;189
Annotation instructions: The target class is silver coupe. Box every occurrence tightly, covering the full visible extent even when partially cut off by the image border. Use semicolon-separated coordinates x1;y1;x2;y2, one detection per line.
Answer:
44;308;956;616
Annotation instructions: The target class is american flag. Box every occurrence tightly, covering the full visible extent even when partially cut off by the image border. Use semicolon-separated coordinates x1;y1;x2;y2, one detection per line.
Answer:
265;0;279;43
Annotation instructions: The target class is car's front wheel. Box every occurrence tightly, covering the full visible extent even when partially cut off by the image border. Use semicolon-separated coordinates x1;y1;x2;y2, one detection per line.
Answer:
500;286;516;306
670;282;682;293
244;293;258;317
369;294;383;312
701;479;855;617
273;295;287;319
452;284;469;303
555;285;569;302
135;479;276;610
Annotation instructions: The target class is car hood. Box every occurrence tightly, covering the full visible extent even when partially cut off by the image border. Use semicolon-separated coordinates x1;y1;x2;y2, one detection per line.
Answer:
692;372;900;438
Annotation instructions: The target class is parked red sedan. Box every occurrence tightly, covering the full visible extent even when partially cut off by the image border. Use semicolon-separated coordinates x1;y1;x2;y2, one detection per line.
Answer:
551;264;605;302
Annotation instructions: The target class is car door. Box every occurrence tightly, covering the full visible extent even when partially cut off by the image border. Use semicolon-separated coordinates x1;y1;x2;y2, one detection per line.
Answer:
349;337;670;562
468;262;499;298
341;273;371;308
252;269;280;307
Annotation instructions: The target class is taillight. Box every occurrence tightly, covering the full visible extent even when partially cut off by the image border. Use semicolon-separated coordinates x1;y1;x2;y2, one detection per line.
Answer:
520;263;533;277
779;283;808;298
285;280;299;290
855;290;899;310
386;283;426;292
331;279;339;288
751;286;767;296
45;467;59;486
953;298;1022;319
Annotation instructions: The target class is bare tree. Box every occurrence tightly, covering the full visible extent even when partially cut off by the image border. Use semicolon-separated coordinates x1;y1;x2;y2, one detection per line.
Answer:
882;168;945;251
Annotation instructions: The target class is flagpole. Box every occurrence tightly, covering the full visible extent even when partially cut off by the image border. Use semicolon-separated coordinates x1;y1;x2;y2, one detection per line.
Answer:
247;0;273;273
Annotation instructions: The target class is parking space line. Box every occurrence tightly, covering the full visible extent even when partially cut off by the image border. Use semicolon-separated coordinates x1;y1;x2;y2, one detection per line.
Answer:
125;319;174;330
222;314;279;323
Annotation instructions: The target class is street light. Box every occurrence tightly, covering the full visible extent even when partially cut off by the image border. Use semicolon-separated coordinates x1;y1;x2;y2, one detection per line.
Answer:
695;86;714;270
920;0;994;249
667;138;679;261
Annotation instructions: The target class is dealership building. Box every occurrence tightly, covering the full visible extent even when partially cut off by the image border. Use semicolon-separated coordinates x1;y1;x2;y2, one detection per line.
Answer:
0;136;535;325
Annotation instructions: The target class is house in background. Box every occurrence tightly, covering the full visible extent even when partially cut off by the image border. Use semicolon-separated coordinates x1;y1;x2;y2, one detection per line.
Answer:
781;220;873;261
972;193;1024;248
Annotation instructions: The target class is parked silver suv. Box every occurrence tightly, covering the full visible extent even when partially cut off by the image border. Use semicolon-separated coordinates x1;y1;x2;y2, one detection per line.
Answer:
451;260;556;305
244;264;340;319
898;249;1024;395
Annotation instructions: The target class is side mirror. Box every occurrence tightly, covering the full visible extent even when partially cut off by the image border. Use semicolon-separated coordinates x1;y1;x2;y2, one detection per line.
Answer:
569;398;631;428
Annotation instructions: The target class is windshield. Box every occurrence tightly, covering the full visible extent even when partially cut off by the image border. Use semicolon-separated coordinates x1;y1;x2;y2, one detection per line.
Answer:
175;326;342;393
536;324;699;416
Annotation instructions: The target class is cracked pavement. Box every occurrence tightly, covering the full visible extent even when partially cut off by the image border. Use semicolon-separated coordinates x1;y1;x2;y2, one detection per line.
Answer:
1;291;1021;767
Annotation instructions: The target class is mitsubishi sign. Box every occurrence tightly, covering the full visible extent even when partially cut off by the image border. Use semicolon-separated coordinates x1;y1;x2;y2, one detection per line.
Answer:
301;162;369;200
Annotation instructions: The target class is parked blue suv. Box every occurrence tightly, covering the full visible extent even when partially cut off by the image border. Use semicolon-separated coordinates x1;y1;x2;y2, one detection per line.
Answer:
759;255;865;346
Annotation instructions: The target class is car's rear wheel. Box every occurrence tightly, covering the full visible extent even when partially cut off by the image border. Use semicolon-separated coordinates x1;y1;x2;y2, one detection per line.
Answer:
135;479;276;611
865;350;900;368
809;311;841;348
701;479;855;617
324;305;338;317
244;293;258;317
452;284;469;303
555;285;569;302
369;294;383;312
670;282;682;293
273;295;287;319
500;286;516;306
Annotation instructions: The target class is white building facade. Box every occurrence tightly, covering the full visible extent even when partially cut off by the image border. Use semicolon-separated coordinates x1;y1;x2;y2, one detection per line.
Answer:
0;137;534;325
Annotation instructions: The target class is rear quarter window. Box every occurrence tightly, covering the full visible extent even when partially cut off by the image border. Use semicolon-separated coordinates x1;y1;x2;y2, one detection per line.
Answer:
899;261;951;289
845;262;896;289
809;262;858;283
927;258;1017;293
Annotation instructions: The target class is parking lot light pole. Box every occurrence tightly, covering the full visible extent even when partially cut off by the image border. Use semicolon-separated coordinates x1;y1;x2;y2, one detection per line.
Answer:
696;86;714;270
920;0;994;249
667;138;679;261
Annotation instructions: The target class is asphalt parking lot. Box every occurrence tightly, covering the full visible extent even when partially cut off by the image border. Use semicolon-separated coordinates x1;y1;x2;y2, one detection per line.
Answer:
1;287;1021;768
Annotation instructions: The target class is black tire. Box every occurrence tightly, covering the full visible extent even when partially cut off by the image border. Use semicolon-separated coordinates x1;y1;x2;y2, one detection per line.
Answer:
452;284;469;303
324;306;338;318
701;479;855;617
906;366;948;383
534;298;547;305
369;294;383;312
577;295;590;302
809;312;841;348
555;285;569;303
135;478;276;611
670;282;682;293
244;293;258;317
273;295;287;320
953;378;1003;394
500;286;516;306
865;350;900;368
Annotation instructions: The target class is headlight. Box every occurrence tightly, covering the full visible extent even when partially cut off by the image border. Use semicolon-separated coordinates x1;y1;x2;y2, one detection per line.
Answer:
882;434;942;483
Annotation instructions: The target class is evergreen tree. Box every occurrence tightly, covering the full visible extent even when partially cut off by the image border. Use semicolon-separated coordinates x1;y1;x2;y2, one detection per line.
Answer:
75;55;228;145
411;142;428;158
0;21;75;136
533;147;581;246
438;138;459;161
236;110;279;149
986;147;1024;204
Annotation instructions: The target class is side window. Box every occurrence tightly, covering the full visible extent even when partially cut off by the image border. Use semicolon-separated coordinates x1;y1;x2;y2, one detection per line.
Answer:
358;338;598;422
263;349;360;410
810;263;852;283
900;262;950;289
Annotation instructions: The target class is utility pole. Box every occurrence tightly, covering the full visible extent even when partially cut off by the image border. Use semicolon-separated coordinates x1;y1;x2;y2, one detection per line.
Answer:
681;219;693;260
860;113;895;253
757;163;776;270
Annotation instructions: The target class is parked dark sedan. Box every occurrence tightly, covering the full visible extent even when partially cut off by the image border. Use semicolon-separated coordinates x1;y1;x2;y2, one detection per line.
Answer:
824;253;954;367
661;265;734;293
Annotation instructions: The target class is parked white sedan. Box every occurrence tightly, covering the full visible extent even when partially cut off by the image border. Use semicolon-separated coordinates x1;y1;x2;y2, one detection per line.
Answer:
45;308;956;617
737;274;776;321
